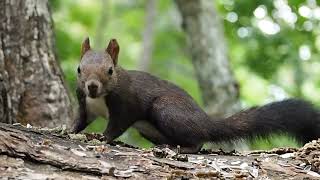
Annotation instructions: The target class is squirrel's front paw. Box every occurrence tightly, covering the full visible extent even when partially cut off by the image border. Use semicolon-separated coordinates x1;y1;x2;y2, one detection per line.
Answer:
69;127;81;134
103;135;114;144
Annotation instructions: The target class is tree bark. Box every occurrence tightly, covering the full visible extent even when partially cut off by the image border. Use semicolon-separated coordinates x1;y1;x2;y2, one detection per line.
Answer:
0;0;73;127
0;123;319;179
138;0;156;72
174;0;240;117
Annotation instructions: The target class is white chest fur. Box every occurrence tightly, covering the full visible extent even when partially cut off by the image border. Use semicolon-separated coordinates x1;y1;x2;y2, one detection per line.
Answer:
86;97;109;118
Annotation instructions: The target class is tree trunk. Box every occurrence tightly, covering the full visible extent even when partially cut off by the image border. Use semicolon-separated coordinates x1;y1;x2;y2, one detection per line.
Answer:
174;0;240;117
0;0;73;128
138;0;156;72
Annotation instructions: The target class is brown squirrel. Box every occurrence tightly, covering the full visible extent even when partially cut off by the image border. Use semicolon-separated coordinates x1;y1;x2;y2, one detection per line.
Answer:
72;37;320;153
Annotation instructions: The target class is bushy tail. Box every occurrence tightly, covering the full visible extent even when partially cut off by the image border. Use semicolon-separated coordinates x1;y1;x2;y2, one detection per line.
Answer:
210;99;320;144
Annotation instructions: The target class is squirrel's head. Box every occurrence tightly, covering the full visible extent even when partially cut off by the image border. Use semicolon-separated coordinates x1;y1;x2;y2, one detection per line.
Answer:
77;37;120;98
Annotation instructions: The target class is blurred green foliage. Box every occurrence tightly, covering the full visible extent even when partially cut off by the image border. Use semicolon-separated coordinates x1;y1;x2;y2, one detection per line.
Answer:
51;0;320;150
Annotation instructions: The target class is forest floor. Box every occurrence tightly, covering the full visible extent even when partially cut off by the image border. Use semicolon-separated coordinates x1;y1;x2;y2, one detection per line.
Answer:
0;123;319;179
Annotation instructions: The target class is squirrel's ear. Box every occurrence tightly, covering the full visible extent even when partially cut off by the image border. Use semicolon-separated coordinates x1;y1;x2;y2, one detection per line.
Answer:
106;39;120;65
81;37;91;59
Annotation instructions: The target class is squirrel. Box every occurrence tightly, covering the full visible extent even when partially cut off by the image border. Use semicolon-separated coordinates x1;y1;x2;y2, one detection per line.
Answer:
72;37;320;153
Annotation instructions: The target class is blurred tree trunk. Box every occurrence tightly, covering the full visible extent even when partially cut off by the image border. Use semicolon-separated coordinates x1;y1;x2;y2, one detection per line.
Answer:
292;56;303;98
174;0;240;117
0;0;73;128
94;0;109;49
138;0;156;71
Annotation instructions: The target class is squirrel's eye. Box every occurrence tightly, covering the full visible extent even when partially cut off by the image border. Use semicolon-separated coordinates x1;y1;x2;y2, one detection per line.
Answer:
108;67;113;75
77;66;81;74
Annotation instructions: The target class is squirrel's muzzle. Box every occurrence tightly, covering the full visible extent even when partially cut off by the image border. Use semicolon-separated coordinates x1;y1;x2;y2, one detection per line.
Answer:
85;79;102;98
88;84;98;96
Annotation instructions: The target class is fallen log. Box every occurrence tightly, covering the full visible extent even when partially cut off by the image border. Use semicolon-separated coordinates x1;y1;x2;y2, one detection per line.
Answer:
0;123;319;179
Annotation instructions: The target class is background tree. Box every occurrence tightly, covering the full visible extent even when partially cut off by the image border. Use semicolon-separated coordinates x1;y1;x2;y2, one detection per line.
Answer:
0;0;73;127
94;0;109;49
174;0;241;117
138;0;157;72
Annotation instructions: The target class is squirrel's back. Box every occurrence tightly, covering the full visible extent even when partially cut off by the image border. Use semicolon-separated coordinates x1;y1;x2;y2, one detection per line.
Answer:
127;70;193;98
122;70;197;111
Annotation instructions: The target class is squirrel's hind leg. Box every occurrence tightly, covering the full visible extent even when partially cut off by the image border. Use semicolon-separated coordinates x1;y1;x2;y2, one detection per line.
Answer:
149;95;208;152
133;120;172;145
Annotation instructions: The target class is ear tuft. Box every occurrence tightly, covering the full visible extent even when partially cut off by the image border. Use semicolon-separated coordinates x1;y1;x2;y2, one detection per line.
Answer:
106;39;120;65
81;37;91;58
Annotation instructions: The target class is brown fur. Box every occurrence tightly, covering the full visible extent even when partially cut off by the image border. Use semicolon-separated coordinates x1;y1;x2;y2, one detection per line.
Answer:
72;37;320;153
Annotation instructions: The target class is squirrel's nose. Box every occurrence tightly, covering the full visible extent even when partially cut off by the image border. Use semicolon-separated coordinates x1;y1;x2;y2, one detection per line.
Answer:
88;84;98;92
87;84;98;97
